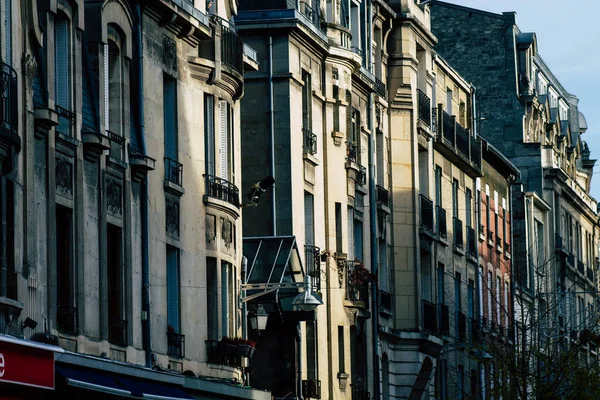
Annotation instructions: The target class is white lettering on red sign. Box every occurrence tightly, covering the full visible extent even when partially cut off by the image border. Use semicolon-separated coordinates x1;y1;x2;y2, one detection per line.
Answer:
0;352;5;377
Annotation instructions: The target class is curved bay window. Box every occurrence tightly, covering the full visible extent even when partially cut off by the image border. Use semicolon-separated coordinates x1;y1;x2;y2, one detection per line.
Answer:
55;13;73;135
106;25;126;159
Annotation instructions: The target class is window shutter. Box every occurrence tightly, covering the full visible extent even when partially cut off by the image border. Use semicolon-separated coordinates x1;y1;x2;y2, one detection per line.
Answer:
166;247;180;331
221;262;230;337
5;0;11;66
163;78;177;160
205;95;215;176
219;100;229;180
304;192;314;245
104;44;109;131
354;220;363;262
347;207;354;260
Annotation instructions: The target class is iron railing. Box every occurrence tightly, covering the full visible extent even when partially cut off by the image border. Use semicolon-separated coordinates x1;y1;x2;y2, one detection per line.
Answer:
442;110;455;145
109;318;127;346
455;123;469;157
305;245;321;291
303;128;317;155
470;136;481;170
205;340;244;368
374;77;386;97
107;130;125;159
438;303;450;335
467;226;476;257
422;300;437;334
346;141;358;163
56;105;75;135
164;157;183;186
0;62;18;135
205;174;240;207
417;89;431;127
57;305;78;335
587;268;594;281
357;165;367;186
297;0;324;31
420;195;434;233
213;16;243;74
167;331;185;358
379;290;392;311
376;185;389;206
437;206;447;240
436;106;482;171
454;217;464;250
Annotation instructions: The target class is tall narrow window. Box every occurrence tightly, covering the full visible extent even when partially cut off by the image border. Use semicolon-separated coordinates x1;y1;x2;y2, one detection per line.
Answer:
435;166;442;207
56;205;76;333
166;245;180;333
467;279;474;320
221;261;232;337
4;0;12;66
338;326;345;373
457;365;464;400
452;179;459;218
302;71;312;131
306;321;317;379
207;258;218;340
354;203;363;262
446;89;452;115
205;95;215;176
465;188;472;228
219;100;233;182
347;207;354;260
107;26;124;159
335;203;342;253
487;272;493;327
304;192;314;245
163;76;178;160
55;17;72;135
496;277;501;326
107;224;125;345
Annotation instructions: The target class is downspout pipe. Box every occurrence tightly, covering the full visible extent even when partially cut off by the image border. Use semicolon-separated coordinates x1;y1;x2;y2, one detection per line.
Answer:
368;94;381;400
268;36;276;236
134;1;152;368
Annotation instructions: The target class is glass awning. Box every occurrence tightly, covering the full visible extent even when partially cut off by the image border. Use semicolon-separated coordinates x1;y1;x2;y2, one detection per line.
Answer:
243;236;304;312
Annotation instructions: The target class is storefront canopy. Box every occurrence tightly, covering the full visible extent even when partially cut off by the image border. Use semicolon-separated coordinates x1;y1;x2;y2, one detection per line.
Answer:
243;236;305;312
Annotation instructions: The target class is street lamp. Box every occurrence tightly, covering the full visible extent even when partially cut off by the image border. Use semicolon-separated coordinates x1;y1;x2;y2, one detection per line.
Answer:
248;304;269;332
240;275;323;310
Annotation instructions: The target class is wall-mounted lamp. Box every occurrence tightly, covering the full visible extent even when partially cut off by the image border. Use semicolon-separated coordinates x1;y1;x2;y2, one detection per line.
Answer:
248;304;269;332
21;317;38;331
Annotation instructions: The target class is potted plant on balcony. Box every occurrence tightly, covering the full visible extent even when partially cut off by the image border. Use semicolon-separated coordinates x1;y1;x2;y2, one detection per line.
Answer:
218;336;238;356
233;338;256;358
348;261;373;301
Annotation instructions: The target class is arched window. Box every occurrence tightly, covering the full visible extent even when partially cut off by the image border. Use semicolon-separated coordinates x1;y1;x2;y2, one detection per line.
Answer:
55;13;73;135
106;25;125;159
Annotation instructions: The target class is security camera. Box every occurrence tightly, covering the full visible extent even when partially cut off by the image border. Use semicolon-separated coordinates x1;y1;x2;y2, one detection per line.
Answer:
244;176;275;207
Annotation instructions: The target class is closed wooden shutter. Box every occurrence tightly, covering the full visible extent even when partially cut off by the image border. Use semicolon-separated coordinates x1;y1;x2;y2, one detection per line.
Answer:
347;207;354;260
166;246;180;331
304;192;314;245
163;77;177;160
219;100;229;180
104;44;109;131
205;95;215;176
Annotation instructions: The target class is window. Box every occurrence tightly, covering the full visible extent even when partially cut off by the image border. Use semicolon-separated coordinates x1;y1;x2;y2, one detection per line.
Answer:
56;205;76;333
333;86;340;132
504;281;509;327
487;272;493;326
350;1;360;52
438;359;448;400
347;206;354;260
164;76;178;161
335;203;342;253
106;26;125;159
446;89;452;115
338;326;345;373
437;263;445;305
354;196;363;262
4;180;15;300
502;202;507;247
455;272;462;312
221;261;233;337
107;224;125;345
4;0;11;65
304;192;314;245
465;188;472;228
535;220;544;268
55;15;72;135
457;365;464;400
470;370;478;399
302;70;312;132
478;266;484;319
306;321;317;379
452;179;459;218
207;258;218;340
219;100;234;182
166;245;180;333
435;166;442;207
496;277;501;326
205;94;215;176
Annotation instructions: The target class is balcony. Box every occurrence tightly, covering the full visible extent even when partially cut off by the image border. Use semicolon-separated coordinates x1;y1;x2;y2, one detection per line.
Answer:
437;206;447;241
466;226;476;259
305;245;321;291
0;62;20;172
145;0;210;42
453;217;464;251
164;157;183;186
357;165;367;186
422;300;437;334
346;141;358;164
433;106;482;177
376;185;389;207
578;260;585;274
345;261;369;307
214;16;243;75
204;174;240;208
303;128;317;155
379;290;392;312
57;305;78;335
419;195;435;239
457;311;467;342
374;77;386;98
416;89;431;128
205;340;244;368
167;331;185;358
587;268;594;282
297;0;325;32
109;318;127;346
438;303;450;336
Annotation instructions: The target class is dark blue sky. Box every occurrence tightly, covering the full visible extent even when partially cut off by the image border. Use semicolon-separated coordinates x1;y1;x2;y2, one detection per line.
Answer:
440;0;600;200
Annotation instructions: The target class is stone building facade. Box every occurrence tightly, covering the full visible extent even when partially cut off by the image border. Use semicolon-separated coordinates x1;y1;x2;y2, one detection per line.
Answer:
0;0;267;398
431;1;600;397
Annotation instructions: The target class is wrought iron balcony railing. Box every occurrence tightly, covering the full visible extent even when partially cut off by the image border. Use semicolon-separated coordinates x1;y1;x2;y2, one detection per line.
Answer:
454;217;464;250
164;157;183;186
109;317;127;346
434;106;482;175
0;62;18;135
587;268;594;281
167;331;185;358
211;16;243;74
303;128;317;155
297;0;324;31
437;206;448;240
374;76;386;97
305;245;321;291
376;185;389;207
205;340;246;368
346;141;358;164
420;195;434;233
578;260;585;274
204;174;240;207
107;130;125;159
417;89;431;128
422;300;437;334
57;305;78;335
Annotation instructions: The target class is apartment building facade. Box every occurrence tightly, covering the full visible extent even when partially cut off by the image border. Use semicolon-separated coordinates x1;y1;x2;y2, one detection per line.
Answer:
431;1;600;397
0;0;267;398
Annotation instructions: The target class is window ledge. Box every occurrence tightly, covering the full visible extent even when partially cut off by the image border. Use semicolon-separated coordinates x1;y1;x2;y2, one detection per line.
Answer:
164;179;185;197
0;296;24;317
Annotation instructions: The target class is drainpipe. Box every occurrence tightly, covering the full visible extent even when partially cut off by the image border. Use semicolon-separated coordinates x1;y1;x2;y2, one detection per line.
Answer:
268;35;276;235
368;93;380;399
134;1;152;368
242;256;248;340
297;323;303;400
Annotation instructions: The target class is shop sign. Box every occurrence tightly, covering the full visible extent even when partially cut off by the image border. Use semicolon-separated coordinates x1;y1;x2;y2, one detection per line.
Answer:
0;341;54;390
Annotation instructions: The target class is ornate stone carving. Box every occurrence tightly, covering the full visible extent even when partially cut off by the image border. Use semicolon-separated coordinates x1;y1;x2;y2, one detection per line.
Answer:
162;35;177;72
106;178;122;217
206;214;216;244
55;157;73;198
221;218;232;248
332;67;339;81
166;197;180;240
375;103;381;130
